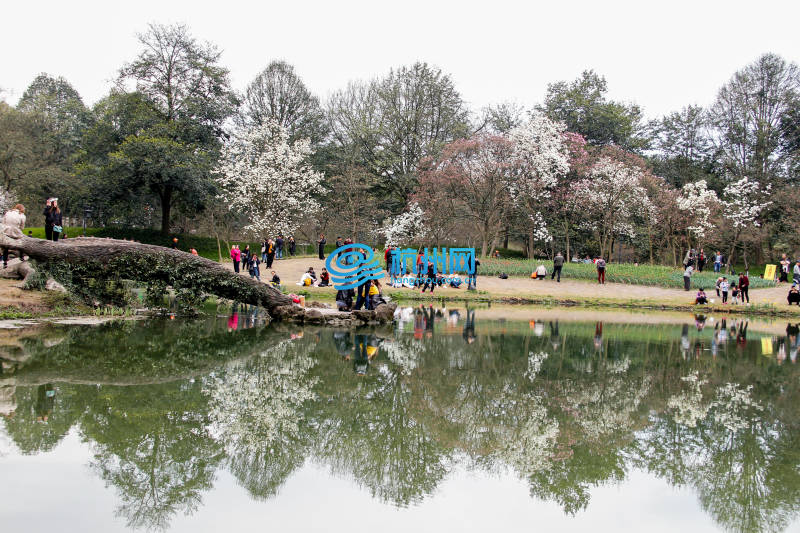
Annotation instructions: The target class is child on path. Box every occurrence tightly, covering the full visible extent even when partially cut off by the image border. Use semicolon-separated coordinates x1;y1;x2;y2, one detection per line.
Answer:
720;277;730;304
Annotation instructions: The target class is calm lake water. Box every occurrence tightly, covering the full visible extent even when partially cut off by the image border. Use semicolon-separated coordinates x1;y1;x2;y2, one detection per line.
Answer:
1;306;799;532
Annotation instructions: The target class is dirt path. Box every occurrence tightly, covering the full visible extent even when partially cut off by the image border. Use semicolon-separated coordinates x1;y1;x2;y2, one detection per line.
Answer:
226;256;797;309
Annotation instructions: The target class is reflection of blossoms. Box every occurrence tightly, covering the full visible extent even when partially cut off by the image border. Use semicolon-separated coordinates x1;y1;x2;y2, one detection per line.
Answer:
384;339;423;375
525;351;549;381
667;371;711;428
494;393;559;476
205;341;318;452
566;377;651;440
605;357;630;374
710;382;762;432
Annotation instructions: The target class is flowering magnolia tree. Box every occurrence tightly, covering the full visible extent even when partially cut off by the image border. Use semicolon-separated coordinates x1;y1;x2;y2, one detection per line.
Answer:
508;113;570;254
575;157;647;259
215;120;324;237
722;176;772;270
418;135;516;257
374;202;427;247
677;180;719;240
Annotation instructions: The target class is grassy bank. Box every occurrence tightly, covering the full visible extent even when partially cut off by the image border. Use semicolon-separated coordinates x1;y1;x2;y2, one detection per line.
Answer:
478;258;776;289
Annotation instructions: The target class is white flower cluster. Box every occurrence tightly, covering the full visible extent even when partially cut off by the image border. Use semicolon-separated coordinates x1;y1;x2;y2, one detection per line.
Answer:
495;393;560;477
565;376;651;440
710;382;763;433
507;114;570;242
667;371;711;428
215;120;324;238
374;202;428;246
677;180;719;238
383;338;423;375
577;157;648;237
722;176;772;230
525;351;549;381
205;340;318;453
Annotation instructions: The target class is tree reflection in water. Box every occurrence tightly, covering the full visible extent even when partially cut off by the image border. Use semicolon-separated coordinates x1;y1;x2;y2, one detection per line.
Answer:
0;311;799;532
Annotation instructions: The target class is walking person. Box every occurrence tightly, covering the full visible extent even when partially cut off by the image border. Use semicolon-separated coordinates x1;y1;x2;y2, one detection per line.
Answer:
421;261;436;293
231;245;241;273
44;198;63;242
738;271;750;304
596;256;606;284
2;204;26;268
275;235;284;259
261;240;268;263
266;239;275;268
714;251;722;273
683;264;694;291
318;234;326;260
467;255;480;290
552;251;564;282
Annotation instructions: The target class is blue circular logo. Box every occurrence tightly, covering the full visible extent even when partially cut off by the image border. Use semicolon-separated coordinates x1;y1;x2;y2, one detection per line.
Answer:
326;243;385;290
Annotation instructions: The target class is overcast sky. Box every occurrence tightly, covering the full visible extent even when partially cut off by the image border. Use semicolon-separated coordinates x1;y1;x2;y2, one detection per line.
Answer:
3;0;799;119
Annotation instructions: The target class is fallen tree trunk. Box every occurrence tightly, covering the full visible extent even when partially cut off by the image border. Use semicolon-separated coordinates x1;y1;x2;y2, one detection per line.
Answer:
0;225;293;314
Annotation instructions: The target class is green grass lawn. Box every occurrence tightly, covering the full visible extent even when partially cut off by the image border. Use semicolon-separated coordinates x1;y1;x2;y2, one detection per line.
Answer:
479;257;777;289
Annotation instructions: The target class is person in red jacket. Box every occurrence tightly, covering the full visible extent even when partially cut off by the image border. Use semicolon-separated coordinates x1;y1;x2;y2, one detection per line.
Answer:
738;272;750;304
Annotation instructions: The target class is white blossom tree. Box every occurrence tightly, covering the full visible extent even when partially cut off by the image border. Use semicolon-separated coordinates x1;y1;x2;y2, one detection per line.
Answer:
215;120;324;238
721;176;772;270
508;113;570;255
677;180;719;241
374;202;427;247
576;157;647;259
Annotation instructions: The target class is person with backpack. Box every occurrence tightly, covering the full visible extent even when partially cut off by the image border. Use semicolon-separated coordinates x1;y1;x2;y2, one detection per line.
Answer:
596;256;607;284
552;252;564;282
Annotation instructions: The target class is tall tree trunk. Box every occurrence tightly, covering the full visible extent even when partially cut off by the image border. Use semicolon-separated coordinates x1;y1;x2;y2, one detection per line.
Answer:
503;227;509;249
159;185;173;236
563;218;571;261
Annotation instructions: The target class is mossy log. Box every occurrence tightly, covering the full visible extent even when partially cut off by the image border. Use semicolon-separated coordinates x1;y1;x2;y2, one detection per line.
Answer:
0;224;293;314
0;225;398;325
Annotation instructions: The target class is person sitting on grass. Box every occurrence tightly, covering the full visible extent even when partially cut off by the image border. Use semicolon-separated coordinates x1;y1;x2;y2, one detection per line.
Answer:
299;271;314;286
695;288;708;305
318;267;331;287
270;270;281;287
535;264;547;280
448;274;463;288
788;284;800;306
